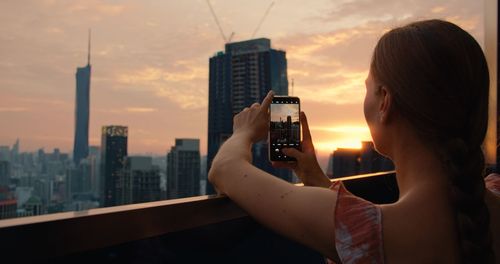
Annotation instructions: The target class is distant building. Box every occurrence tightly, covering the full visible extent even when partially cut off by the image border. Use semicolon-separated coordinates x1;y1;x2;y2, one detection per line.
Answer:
0;161;10;187
67;160;92;198
88;146;101;198
0;186;16;219
166;139;200;199
101;126;128;207
0;199;17;220
11;139;19;164
0;146;10;161
116;156;161;205
23;196;43;216
207;38;290;194
331;141;394;178
332;148;362;178
73;31;92;166
200;155;207;195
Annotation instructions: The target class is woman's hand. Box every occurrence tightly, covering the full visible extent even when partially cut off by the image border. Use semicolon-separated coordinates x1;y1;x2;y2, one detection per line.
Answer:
232;90;274;143
272;112;332;188
209;91;274;193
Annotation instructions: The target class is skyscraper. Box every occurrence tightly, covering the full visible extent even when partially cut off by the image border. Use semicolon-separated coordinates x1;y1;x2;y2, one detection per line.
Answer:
101;126;128;207
166;139;200;199
88;146;101;198
73;30;92;166
11;139;19;164
207;38;290;194
0;161;10;187
116;156;161;205
330;141;394;178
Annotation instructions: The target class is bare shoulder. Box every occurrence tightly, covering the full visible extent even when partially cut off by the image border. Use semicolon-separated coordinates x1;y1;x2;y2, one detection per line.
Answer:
380;190;460;263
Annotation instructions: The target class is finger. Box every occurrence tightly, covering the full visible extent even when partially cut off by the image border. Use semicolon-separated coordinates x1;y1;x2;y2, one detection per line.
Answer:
282;148;303;159
301;112;313;143
272;161;296;169
251;102;260;108
260;90;274;113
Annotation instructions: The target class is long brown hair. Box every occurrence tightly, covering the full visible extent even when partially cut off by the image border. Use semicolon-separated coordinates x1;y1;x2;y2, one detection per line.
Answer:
370;19;493;263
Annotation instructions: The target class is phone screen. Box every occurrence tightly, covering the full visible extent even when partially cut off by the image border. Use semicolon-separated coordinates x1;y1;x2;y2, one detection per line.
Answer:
269;96;301;161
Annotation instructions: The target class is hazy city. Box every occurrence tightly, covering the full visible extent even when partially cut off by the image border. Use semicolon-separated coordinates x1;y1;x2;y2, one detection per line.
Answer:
0;1;484;220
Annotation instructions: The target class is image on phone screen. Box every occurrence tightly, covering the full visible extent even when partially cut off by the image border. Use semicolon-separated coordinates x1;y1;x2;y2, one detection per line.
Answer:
269;96;301;161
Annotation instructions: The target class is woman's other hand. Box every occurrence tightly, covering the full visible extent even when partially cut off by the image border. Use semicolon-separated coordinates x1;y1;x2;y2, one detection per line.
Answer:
272;112;331;188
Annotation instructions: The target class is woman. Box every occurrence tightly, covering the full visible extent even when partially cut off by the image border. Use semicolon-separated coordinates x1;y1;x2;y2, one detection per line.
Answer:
208;20;500;263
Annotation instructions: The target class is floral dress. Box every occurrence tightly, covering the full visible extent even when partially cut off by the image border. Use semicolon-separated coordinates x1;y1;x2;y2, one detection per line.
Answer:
326;173;500;264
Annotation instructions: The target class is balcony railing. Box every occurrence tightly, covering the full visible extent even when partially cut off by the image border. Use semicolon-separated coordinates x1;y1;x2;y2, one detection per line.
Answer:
0;171;397;263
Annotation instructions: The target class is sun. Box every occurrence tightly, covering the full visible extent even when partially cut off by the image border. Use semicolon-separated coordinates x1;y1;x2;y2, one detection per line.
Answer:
308;125;371;155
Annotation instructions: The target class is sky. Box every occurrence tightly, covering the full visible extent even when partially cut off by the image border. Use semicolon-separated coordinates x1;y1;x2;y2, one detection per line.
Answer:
0;0;485;167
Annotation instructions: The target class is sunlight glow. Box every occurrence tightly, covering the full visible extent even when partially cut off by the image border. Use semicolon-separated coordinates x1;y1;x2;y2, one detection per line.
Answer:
311;125;369;133
315;140;363;154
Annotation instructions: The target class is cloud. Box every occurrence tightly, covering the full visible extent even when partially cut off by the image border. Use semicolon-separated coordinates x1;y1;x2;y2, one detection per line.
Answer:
126;107;157;113
96;107;157;114
0;107;29;113
276;0;483;107
66;1;129;16
115;61;208;110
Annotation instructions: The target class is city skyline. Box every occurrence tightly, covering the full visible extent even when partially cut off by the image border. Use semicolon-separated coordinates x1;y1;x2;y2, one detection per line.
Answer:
0;0;484;163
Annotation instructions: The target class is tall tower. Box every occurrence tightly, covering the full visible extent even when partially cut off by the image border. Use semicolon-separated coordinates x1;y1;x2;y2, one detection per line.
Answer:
73;29;92;166
207;38;290;194
100;125;128;207
166;139;200;199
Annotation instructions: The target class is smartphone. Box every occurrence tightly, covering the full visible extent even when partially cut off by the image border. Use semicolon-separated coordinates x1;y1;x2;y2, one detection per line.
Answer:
269;96;301;162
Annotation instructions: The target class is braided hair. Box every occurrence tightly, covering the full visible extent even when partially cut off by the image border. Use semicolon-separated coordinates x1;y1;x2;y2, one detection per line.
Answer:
370;19;493;263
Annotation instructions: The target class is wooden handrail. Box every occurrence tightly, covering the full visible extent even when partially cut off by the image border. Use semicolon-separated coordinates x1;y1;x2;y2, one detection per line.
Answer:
0;171;396;261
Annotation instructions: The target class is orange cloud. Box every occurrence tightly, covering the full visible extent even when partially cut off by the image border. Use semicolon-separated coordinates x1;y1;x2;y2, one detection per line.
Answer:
67;1;128;16
0;107;29;112
126;107;157;113
115;62;208;110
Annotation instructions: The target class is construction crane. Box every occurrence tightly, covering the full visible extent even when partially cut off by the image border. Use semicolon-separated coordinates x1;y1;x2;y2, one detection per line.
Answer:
206;0;234;43
206;0;275;43
251;1;275;39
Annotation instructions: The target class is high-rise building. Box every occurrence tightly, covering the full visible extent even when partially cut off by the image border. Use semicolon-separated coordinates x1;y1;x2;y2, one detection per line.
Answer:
0;161;10;187
358;142;395;174
116;156;161;205
207;38;290;194
101;126;128;207
0;186;16;220
23;196;43;216
73;30;92;166
88;146;101;198
0;146;10;162
330;141;394;178
10;139;19;164
166;139;200;199
67;160;91;196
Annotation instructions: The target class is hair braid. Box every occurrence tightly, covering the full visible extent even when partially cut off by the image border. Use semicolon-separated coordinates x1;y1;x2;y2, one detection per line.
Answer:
437;138;494;263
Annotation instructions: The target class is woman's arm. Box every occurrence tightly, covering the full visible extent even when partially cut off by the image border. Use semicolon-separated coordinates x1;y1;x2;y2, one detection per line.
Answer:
209;92;339;260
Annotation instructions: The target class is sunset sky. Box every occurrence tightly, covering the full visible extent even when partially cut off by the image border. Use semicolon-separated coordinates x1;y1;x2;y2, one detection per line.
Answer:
0;0;484;167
